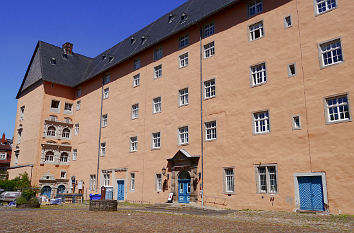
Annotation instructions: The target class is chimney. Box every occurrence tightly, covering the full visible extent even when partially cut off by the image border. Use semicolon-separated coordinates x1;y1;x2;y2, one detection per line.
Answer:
62;42;73;55
1;133;5;144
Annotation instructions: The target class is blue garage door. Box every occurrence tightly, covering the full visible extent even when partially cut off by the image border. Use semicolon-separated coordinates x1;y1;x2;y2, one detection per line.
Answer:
298;176;324;211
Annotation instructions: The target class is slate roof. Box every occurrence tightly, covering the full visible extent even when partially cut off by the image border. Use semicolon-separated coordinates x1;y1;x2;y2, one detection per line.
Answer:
18;0;239;98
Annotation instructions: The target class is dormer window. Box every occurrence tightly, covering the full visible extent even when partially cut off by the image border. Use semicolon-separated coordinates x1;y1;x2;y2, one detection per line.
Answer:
50;58;56;65
130;37;136;45
168;14;175;23
102;55;106;61
108;56;114;63
180;13;187;23
62;53;68;59
141;36;146;45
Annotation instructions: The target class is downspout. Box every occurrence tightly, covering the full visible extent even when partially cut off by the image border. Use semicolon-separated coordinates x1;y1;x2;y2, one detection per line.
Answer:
96;78;104;191
198;23;204;208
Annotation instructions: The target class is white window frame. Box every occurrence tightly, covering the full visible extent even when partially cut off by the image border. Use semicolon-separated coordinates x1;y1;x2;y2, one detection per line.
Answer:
288;63;296;77
62;128;71;139
156;174;162;192
47;126;56;137
179;52;189;68
253;111;270;134
131;104;139;119
60;152;69;163
130;136;138;152
0;153;6;160
90;175;96;191
103;88;109;99
314;0;337;15
284;15;292;28
205;121;217;141
292;115;301;130
248;0;263;17
76;101;81;111
45;151;54;162
319;38;343;68
250;63;267;86
153;97;162;114
60;171;66;179
249;21;264;41
256;165;278;194
130;173;135;191
324;94;351;124
152;132;161;149
203;42;215;58
72;149;77;161
203;22;215;38
204;79;216;99
153;47;163;61
74;123;79;136
102;114;108;127
224;168;235;194
100;142;106;156
178;126;189;145
14;151;19;164
50;100;60;113
64;103;73;114
154;64;162;79
179;34;189;48
133;74;140;87
19;106;25;121
179;88;189;106
103;173;110;186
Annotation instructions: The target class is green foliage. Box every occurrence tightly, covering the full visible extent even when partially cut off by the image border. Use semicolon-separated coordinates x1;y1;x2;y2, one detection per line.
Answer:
21;189;36;201
15;196;28;205
0;172;31;190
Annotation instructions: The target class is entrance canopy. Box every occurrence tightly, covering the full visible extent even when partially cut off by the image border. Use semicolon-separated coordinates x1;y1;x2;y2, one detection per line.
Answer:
167;149;199;171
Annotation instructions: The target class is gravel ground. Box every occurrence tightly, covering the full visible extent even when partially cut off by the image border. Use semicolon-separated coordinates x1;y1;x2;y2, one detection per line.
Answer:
0;204;352;232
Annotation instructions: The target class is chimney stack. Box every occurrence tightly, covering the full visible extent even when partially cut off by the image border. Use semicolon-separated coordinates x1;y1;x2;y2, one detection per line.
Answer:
62;42;73;55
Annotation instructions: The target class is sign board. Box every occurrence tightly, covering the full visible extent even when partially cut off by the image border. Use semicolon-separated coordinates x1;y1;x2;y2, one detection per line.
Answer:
167;192;174;203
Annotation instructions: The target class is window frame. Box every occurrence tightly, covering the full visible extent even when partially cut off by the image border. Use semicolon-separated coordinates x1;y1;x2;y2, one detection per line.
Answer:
255;164;278;194
223;167;235;194
102;114;108;128
76;101;81;111
178;126;189;145
152;132;161;149
130;136;138;152
314;0;337;16
131;103;139;119
253;110;270;135
249;21;264;41
324;94;351;124
204;79;216;100
47;126;56;137
202;22;215;38
153;97;162;114
179;34;189;49
288;63;296;77
103;87;110;99
100;142;106;156
74;123;79;136
90;175;96;191
64;102;73;114
318;38;344;69
133;74;140;87
153;47;163;61
248;0;263;17
250;62;267;87
178;88;189;106
130;173;135;191
61;128;71;139
292;115;301;130
103;173;110;186
203;41;215;58
103;75;110;85
153;64;162;79
284;15;292;28
19;106;25;121
72;149;77;161
0;152;6;160
205;121;217;141
179;52;189;68
133;58;141;70
156;174;162;192
50;100;60;113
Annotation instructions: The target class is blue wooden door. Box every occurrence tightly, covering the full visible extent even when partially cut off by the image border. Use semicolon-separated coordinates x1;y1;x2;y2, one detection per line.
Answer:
178;180;190;203
298;176;324;211
117;181;124;201
41;186;52;198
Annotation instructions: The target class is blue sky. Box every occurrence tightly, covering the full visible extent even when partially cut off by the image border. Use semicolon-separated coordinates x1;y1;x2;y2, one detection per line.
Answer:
0;0;188;138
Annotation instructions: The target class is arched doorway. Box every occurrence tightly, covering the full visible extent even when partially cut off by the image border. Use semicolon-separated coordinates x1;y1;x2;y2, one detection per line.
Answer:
178;171;191;203
57;185;66;194
41;186;52;198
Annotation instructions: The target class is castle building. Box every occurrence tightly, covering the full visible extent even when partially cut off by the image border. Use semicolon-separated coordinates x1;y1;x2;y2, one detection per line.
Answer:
10;0;354;214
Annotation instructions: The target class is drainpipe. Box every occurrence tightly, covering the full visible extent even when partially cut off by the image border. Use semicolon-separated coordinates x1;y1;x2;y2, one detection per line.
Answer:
96;78;104;192
198;23;204;208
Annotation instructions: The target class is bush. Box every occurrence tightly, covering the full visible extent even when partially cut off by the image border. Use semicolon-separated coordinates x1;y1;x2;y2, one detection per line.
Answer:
22;189;36;201
16;196;28;205
0;172;31;191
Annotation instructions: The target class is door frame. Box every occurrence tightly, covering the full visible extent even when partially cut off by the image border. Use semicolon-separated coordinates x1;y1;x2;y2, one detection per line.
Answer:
116;179;125;201
293;172;328;211
178;179;191;203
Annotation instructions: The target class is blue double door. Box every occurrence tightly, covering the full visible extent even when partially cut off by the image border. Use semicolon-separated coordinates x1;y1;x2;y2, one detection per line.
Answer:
298;176;324;211
178;179;190;203
117;180;124;201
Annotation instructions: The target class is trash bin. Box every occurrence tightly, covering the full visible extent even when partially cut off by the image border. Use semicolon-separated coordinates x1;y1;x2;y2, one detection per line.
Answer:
90;194;101;200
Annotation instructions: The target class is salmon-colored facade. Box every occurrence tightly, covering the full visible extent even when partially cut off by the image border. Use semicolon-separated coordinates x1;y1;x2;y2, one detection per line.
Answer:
10;0;354;214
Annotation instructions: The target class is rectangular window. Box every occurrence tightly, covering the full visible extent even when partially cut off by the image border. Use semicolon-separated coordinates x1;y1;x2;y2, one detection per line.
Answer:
325;95;350;123
179;35;189;48
131;104;139;119
179;88;189;106
76;88;82;98
133;74;140;87
315;0;337;15
17;129;22;144
205;121;217;141
224;168;235;193
248;0;263;17
103;75;110;85
90;175;96;191
15;151;19;164
154;47;163;61
320;39;343;67
288;63;296;77
51;100;60;112
253;111;270;134
100;142;106;156
249;21;264;41
203;42;215;58
251;63;267;86
154;65;162;79
203;23;215;38
103;88;109;99
178;126;189;145
256;165;277;193
103;173;110;186
292;115;301;130
156;174;162;192
60;171;66;179
130;173;135;191
153;97;162;114
64;103;73;114
102;114;108;127
152;132;161;149
0;153;6;160
179;52;189;68
76;101;81;111
284;15;292;28
72;149;77;161
130;136;138;152
134;58;141;70
19;106;25;121
204;79;216;99
74;123;79;136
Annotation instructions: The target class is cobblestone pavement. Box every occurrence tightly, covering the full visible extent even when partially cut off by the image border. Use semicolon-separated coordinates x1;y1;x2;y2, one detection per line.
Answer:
0;204;353;232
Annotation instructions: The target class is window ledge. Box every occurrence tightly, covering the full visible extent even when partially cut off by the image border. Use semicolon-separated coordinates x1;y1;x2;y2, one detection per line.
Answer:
205;138;217;142
325;119;352;125
251;82;267;88
320;61;343;70
151;148;160;151
253;131;270;136
204;96;216;101
249;36;264;43
178;103;189;108
178;143;189;146
224;192;236;195
315;8;337;17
